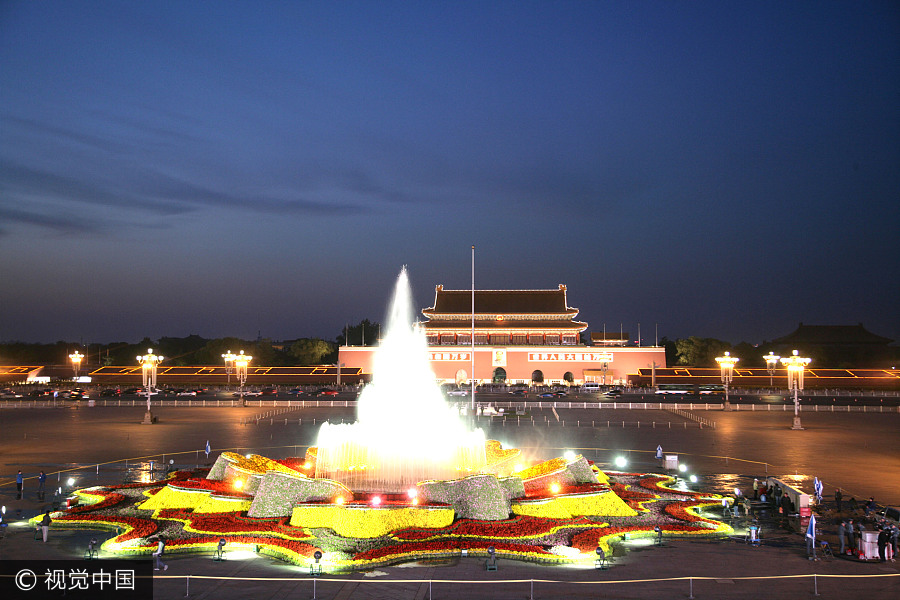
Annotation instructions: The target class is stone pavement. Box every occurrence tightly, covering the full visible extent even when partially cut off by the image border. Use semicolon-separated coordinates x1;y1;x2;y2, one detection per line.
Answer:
2;516;898;599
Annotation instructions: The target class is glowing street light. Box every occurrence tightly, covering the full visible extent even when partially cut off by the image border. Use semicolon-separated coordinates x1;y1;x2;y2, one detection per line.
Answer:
222;351;236;385
69;351;84;379
137;349;163;424
763;352;781;388
781;350;811;430
715;351;739;411
234;350;252;405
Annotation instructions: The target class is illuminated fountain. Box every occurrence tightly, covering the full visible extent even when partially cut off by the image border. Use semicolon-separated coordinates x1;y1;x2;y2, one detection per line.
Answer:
314;267;486;492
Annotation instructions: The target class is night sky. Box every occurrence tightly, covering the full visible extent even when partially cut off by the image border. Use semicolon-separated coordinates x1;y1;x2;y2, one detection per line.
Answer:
2;1;898;346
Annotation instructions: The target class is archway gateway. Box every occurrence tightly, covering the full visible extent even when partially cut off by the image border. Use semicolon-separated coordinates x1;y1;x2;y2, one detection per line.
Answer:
492;367;507;384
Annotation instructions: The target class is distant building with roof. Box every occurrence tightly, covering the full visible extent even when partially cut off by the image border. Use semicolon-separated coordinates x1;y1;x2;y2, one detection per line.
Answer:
769;323;895;367
340;284;665;386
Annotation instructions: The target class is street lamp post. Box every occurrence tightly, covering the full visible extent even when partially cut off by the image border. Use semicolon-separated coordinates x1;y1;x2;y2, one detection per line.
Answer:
763;352;780;388
69;351;84;380
137;349;163;425
222;351;236;386
234;350;251;406
715;351;739;411
781;350;811;430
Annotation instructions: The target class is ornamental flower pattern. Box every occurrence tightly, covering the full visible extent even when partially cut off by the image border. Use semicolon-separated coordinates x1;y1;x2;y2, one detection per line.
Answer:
43;458;732;570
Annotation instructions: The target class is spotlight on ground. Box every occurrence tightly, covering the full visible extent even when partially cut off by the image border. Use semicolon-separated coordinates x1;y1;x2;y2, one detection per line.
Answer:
213;538;227;561
614;456;627;469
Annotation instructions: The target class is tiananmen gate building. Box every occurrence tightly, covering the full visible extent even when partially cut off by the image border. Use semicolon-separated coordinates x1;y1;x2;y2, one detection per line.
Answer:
339;284;666;386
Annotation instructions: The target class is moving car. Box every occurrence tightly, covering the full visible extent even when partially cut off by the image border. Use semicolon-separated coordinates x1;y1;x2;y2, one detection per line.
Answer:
317;389;339;397
176;390;197;396
99;388;121;397
447;389;468;397
68;388;90;399
261;388;278;396
1;388;23;399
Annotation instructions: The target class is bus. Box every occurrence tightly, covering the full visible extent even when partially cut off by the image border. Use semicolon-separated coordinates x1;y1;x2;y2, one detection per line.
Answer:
655;384;724;396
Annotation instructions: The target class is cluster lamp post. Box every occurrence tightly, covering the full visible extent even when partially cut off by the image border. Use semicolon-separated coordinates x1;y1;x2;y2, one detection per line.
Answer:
222;351;236;385
715;351;739;411
763;352;781;388
234;350;251;405
69;351;84;379
137;349;163;424
781;349;811;430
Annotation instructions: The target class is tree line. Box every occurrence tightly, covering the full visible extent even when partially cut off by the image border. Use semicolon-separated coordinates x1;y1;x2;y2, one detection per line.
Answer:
0;320;381;367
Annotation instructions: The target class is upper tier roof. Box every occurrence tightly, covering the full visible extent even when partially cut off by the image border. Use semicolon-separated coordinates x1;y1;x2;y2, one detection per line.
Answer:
423;284;578;317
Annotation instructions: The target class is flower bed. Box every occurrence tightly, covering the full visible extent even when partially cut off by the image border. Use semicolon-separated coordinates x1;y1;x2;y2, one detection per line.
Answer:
511;488;637;519
46;450;734;570
290;503;455;539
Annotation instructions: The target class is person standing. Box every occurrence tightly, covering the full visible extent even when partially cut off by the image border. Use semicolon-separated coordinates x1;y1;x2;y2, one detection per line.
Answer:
752;478;759;500
835;488;843;512
890;525;899;561
878;527;890;562
38;471;46;493
16;471;23;494
40;511;52;542
838;520;847;555
847;519;856;554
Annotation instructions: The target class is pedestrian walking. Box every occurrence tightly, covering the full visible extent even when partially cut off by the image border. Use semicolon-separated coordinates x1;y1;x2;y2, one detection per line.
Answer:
38;471;46;493
16;470;23;494
152;536;168;571
835;488;843;512
838;520;847;555
40;511;52;542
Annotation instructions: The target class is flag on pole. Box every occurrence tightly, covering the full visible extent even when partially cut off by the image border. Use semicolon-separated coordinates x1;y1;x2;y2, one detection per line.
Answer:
205;440;211;457
806;513;816;540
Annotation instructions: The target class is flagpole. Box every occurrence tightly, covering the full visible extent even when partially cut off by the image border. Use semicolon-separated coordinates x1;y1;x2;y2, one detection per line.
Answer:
471;245;475;416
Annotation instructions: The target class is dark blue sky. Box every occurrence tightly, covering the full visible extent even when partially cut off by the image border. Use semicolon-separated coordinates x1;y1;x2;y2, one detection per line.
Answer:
2;1;898;346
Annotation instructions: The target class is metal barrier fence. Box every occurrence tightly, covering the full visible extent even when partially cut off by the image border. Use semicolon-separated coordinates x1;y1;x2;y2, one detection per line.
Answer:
2;398;899;412
155;573;900;599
